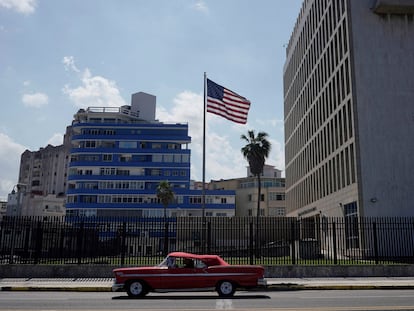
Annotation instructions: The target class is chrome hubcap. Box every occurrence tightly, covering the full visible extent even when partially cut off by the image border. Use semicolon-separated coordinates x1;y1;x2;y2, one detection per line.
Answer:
130;282;143;295
220;282;233;294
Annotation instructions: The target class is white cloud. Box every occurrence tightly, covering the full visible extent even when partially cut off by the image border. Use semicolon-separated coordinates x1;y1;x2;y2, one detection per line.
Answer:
62;56;80;73
192;0;208;13
0;0;36;15
47;133;64;146
22;92;48;108
0;133;27;199
157;91;249;181
62;56;127;108
268;138;285;175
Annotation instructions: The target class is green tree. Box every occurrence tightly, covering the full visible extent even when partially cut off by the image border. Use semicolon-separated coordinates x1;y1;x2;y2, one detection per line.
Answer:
156;181;175;256
241;130;271;258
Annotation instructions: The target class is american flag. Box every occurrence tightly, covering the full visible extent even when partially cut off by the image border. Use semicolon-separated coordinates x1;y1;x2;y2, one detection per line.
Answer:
206;78;250;124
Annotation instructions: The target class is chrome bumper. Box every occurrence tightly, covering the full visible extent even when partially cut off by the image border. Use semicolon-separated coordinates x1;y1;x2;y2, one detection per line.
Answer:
112;282;125;292
258;278;267;286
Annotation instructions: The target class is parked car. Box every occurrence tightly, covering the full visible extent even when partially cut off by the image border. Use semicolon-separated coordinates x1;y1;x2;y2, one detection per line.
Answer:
112;251;265;297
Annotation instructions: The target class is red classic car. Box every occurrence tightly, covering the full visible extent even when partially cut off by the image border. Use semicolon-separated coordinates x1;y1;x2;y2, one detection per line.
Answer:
112;252;265;297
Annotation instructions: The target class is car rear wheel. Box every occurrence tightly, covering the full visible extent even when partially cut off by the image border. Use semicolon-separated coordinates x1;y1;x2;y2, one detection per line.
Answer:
216;280;236;297
126;280;148;297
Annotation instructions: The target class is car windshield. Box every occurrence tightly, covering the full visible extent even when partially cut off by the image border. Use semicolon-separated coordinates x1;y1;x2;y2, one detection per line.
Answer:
158;256;173;267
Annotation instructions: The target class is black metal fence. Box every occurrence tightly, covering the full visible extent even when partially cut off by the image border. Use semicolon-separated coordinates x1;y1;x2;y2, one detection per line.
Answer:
1;216;413;265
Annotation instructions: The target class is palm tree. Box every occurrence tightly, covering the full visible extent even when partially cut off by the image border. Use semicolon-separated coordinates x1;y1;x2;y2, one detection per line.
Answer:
156;181;175;255
241;130;271;258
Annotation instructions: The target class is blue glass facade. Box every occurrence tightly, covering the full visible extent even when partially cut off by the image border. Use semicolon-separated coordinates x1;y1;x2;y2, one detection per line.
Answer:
66;99;235;217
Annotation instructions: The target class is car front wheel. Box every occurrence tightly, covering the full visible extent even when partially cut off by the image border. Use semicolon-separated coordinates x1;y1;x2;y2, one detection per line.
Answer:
126;280;148;297
216;280;236;297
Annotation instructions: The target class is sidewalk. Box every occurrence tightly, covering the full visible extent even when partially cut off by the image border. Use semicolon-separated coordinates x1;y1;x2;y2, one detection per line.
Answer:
1;277;414;292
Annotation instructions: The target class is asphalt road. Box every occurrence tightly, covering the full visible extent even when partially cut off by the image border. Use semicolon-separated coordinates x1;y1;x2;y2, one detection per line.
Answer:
1;290;414;310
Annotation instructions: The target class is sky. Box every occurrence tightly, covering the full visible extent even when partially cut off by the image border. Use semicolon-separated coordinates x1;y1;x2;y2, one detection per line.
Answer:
0;0;303;199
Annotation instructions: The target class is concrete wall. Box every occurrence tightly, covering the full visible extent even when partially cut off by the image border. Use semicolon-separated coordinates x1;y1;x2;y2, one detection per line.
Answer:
1;264;413;278
349;0;414;217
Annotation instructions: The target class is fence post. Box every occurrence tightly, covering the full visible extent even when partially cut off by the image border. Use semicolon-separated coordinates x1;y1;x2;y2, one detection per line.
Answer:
120;222;126;266
23;226;31;261
249;222;254;265
332;221;337;265
207;221;211;254
290;219;296;265
163;221;169;256
34;220;43;264
9;217;18;264
373;221;379;264
77;221;84;265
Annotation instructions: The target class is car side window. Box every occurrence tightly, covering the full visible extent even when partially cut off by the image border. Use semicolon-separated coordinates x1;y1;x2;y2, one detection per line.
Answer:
194;259;207;269
183;258;194;268
167;257;176;268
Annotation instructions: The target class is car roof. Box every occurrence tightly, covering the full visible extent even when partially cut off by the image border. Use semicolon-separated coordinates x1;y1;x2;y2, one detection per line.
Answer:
167;252;229;266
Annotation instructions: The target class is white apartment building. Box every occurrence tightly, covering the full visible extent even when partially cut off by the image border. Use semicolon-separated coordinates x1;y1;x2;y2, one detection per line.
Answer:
14;138;71;216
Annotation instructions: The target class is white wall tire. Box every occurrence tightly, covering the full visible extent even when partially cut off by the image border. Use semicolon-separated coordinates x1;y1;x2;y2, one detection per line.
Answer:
126;280;148;297
216;280;236;297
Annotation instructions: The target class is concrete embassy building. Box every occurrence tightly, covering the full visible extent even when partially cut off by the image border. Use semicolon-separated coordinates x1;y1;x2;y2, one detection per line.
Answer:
284;0;414;218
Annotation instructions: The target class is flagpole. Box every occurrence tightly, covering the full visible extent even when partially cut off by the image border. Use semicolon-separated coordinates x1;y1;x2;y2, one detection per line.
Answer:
202;72;207;253
202;72;206;219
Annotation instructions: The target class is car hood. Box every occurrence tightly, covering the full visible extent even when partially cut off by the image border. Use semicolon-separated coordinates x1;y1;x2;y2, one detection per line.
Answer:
113;266;163;274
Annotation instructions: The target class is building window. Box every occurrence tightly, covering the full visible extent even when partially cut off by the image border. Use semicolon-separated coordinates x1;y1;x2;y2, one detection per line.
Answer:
84;141;96;148
276;208;285;216
104;129;115;135
182;154;189;163
151;169;162;176
119;154;131;162
103;154;112;161
164;154;173;162
119;141;137;148
152;154;162;162
269;192;285;201
100;168;116;175
189;196;202;204
344;201;359;249
116;169;130;176
101;141;115;148
167;143;179;149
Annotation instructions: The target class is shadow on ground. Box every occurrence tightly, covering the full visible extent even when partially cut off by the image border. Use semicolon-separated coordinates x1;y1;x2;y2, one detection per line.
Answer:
112;294;270;300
